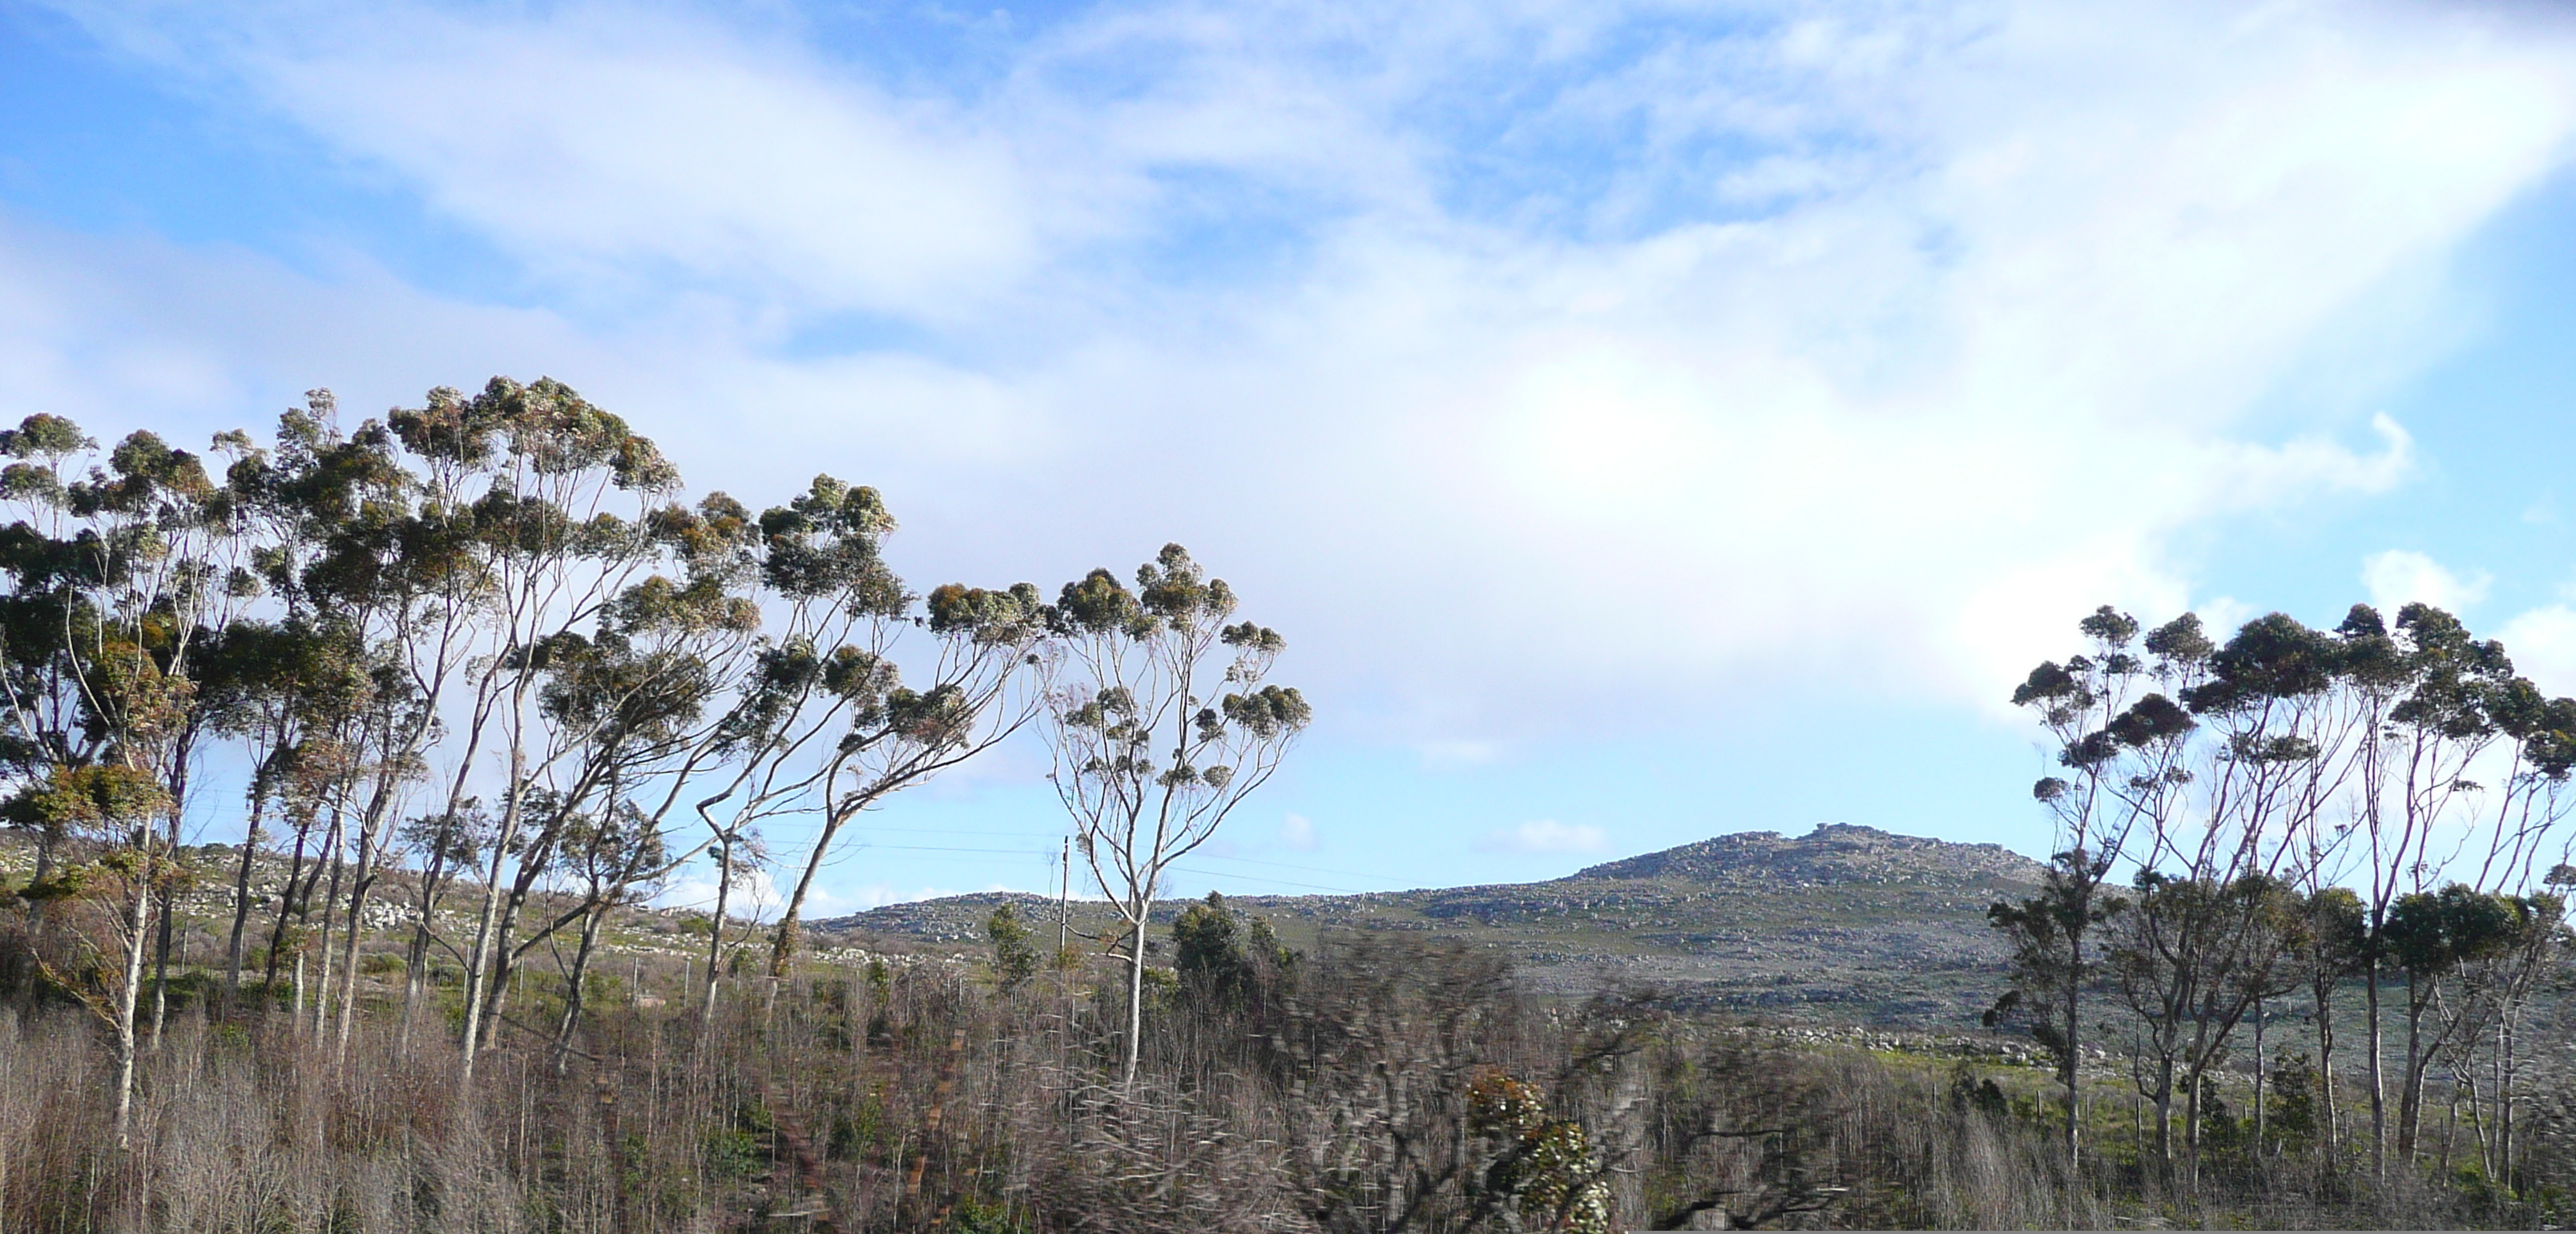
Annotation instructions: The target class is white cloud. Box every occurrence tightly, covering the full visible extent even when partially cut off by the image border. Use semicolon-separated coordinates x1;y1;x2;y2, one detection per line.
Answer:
2500;606;2576;698
1477;818;1611;856
1278;813;1319;851
17;0;2576;752
2363;550;2493;615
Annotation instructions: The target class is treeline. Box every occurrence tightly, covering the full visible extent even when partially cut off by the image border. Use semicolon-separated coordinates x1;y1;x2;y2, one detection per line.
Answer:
0;377;1304;1149
1987;603;2576;1198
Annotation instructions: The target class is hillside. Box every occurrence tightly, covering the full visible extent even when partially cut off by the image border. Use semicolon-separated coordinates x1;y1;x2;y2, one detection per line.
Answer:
815;823;2046;1026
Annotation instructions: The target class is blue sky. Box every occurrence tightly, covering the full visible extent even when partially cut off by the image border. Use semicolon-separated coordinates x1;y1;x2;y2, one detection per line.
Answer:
6;0;2576;913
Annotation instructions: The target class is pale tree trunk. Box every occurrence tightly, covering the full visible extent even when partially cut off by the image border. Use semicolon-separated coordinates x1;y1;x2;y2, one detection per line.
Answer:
310;812;346;1038
332;887;366;1060
148;744;191;1051
1123;913;1147;1089
333;794;395;1063
2151;1063;2176;1176
772;810;848;977
111;842;152;1151
2252;1000;2268;1154
2496;1018;2514;1184
2366;955;2388;1176
2062;959;2082;1171
702;833;734;1033
555;904;607;1074
458;712;529;1083
2398;974;2430;1162
2314;975;2340;1159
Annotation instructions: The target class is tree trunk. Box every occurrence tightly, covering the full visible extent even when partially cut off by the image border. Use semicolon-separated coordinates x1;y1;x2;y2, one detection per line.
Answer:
2062;961;2082;1171
148;740;191;1051
397;831;458;1058
224;788;270;997
111;844;152;1151
2252;1000;2268;1154
2183;1070;2203;1190
2496;1016;2514;1186
2314;973;2340;1159
2365;955;2387;1176
263;812;322;990
702;833;733;1032
2397;972;2429;1162
333;782;401;1061
555;904;606;1075
457;716;528;1083
771;809;849;978
1123;912;1147;1089
310;809;347;1038
332;874;369;1061
2151;1059;2175;1180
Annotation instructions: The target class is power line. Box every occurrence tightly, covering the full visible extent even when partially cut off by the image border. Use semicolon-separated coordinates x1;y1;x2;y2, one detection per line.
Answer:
1166;865;1373;896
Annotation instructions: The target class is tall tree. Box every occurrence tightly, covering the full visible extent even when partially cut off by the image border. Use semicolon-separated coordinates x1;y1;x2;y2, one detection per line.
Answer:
374;377;677;1082
1990;605;2191;1171
1041;544;1310;1086
0;416;236;1145
742;478;1047;978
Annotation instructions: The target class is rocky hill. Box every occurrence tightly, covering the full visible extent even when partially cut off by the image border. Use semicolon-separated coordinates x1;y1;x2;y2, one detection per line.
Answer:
1571;822;2043;885
813;824;2046;1028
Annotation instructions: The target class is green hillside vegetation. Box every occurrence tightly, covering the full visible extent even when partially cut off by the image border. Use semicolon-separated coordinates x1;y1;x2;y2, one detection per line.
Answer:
820;823;2046;1025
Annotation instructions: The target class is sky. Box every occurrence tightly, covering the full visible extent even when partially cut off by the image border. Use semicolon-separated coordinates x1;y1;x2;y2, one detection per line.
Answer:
6;0;2576;915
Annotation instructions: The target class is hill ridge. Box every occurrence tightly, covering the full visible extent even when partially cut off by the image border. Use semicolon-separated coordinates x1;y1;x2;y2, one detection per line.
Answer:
813;824;2045;1026
1567;822;2046;885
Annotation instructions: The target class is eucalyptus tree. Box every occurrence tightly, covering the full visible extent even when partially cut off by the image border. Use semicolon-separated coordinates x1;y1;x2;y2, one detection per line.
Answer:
395;800;486;1018
2380;883;2566;1163
2110;612;2349;1175
0;413;111;923
1042;544;1309;1085
545;798;669;1067
644;476;1046;1005
196;616;367;998
0;415;241;1144
2332;603;2523;1169
740;478;1046;976
2106;871;2301;1173
6;765;171;1147
370;377;679;1081
218;392;454;1051
2291;885;2368;1158
766;572;1048;977
480;563;760;1039
1990;606;2193;1170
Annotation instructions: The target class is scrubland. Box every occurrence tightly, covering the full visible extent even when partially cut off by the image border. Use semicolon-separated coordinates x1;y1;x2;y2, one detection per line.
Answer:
0;926;2550;1232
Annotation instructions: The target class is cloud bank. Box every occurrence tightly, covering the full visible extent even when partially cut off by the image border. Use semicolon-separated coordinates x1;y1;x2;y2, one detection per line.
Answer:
10;0;2576;766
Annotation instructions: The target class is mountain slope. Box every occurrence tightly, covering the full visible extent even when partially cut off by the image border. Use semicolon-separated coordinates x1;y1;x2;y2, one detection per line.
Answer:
816;824;2045;1026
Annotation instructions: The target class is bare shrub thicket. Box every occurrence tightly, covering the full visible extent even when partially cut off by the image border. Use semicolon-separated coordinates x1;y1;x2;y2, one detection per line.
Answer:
0;926;2551;1232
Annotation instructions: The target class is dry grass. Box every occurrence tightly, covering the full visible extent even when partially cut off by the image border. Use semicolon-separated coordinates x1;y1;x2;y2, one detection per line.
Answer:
0;935;2546;1232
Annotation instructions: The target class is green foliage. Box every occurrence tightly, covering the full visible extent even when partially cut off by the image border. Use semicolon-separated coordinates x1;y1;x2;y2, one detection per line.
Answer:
986;902;1039;990
2264;1052;2320;1154
943;1196;1030;1234
1948;1063;2009;1118
3;764;173;836
2385;883;2535;979
1172;891;1295;1004
1467;1070;1613;1234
